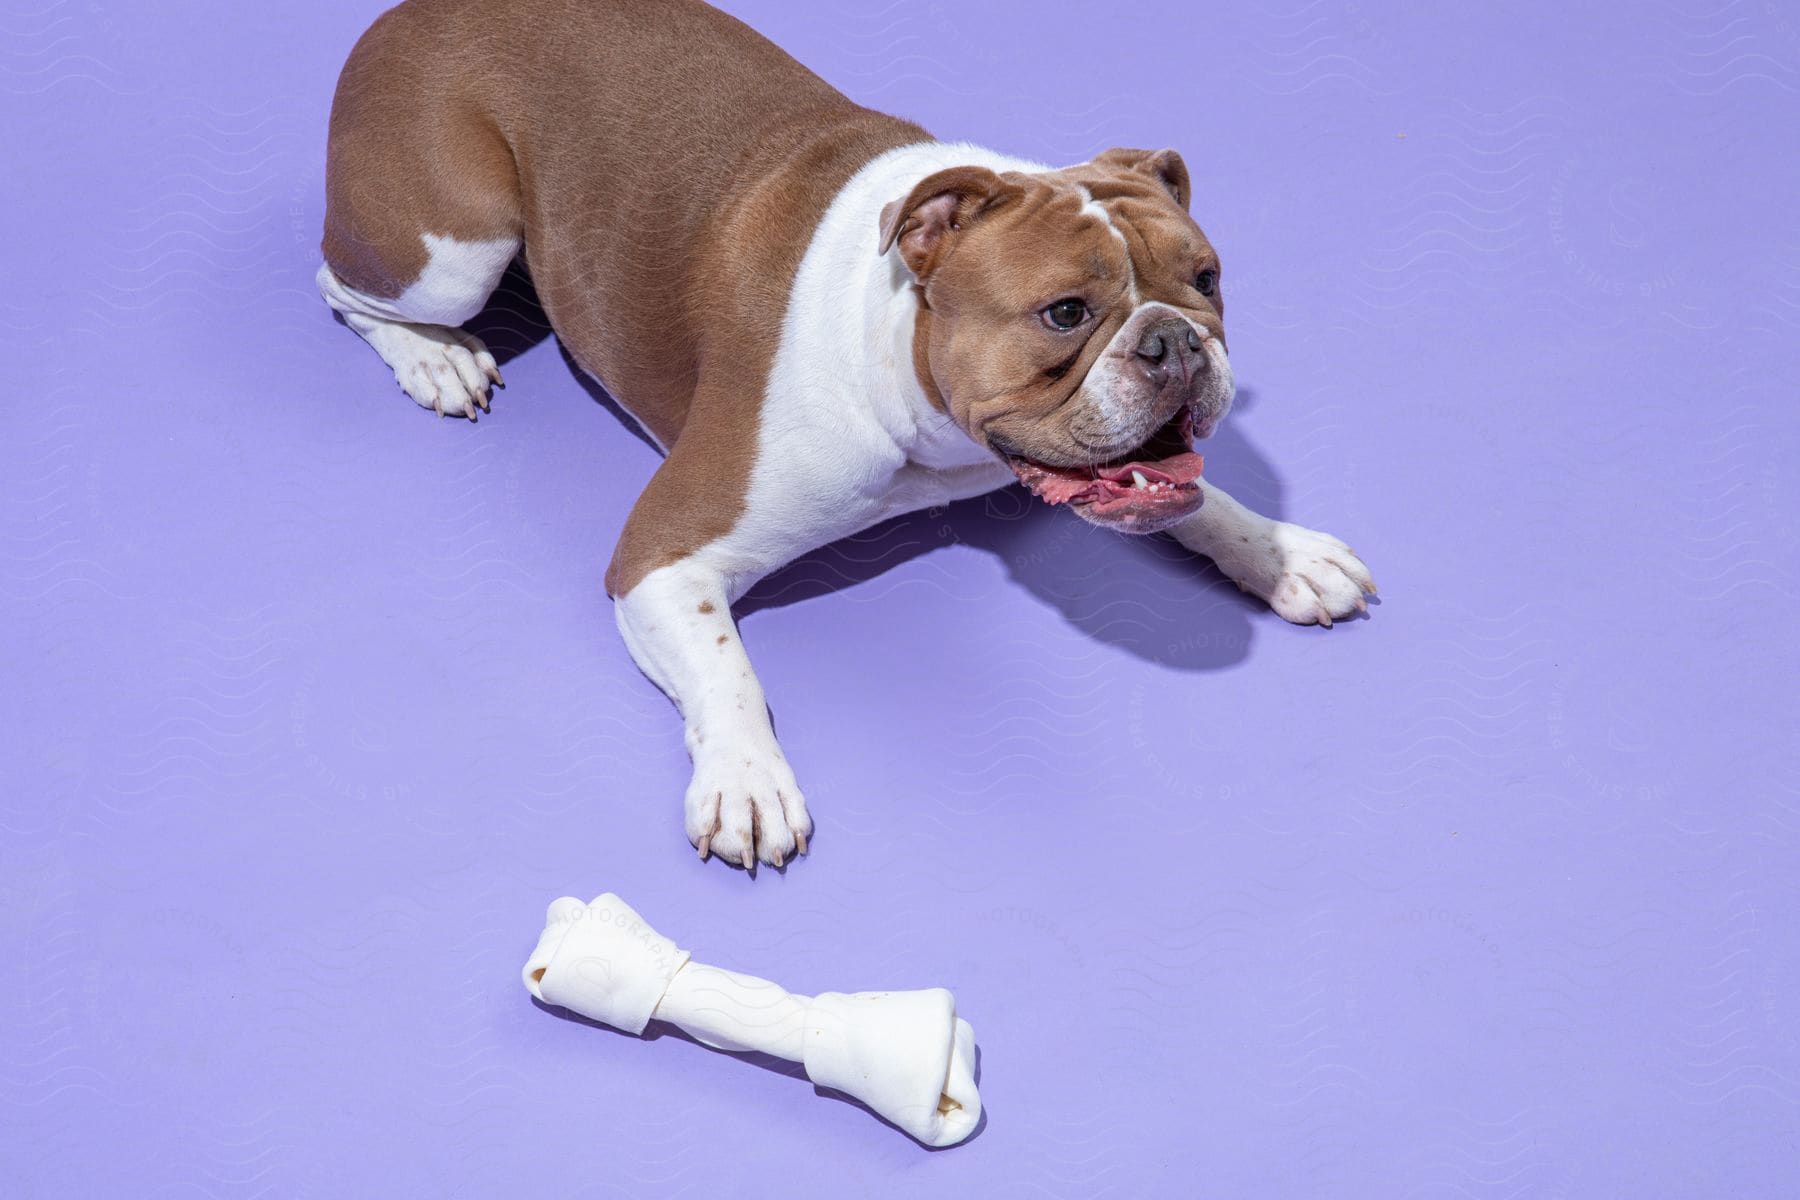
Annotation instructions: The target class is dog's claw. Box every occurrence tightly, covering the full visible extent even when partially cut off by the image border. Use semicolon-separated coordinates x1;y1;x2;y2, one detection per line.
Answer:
685;758;809;872
795;831;808;856
697;834;711;861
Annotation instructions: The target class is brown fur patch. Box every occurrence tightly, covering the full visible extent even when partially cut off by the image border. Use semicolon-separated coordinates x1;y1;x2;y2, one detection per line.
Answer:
605;105;924;596
319;0;928;595
322;1;522;296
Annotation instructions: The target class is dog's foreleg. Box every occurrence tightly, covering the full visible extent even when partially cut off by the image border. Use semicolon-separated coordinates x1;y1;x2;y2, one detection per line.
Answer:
613;555;811;870
1170;479;1377;626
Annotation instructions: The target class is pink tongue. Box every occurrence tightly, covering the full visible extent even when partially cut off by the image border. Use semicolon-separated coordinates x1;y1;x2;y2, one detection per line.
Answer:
1011;451;1205;507
1101;451;1205;487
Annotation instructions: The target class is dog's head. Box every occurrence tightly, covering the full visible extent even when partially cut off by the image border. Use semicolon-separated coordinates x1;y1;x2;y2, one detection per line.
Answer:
881;148;1230;533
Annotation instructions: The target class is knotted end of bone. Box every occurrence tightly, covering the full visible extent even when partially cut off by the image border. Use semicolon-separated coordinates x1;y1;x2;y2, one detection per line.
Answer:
801;989;982;1147
522;894;691;1035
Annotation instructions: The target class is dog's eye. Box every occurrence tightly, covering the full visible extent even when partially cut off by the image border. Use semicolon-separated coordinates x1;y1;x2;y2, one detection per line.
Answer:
1194;270;1217;297
1042;298;1089;330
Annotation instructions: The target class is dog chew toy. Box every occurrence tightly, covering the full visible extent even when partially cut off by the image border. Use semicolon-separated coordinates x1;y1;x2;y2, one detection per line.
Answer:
523;893;982;1147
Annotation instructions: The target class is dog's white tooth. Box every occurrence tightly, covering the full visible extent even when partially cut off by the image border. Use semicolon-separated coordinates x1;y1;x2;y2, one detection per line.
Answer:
1131;470;1149;490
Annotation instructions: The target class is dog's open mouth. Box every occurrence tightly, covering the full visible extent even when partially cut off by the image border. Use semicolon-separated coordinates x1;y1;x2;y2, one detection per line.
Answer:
1002;409;1204;533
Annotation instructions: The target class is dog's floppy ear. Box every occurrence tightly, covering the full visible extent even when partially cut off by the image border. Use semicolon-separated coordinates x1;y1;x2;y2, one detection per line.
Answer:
1093;147;1190;210
878;165;1022;281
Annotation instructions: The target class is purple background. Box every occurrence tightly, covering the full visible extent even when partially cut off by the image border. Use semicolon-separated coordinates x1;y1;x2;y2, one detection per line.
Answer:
5;0;1798;1194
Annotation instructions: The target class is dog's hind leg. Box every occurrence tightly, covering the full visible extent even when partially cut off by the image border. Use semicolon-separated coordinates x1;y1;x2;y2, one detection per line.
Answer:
316;241;515;419
316;1;522;418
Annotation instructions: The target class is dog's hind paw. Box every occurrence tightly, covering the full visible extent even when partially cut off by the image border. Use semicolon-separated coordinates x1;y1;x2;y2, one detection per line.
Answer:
364;321;503;420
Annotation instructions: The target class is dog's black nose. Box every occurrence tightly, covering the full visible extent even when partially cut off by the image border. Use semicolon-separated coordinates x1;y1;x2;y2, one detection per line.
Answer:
1134;319;1208;389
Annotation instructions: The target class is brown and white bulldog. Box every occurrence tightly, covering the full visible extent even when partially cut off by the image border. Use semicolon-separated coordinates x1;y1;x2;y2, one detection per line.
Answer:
317;0;1376;869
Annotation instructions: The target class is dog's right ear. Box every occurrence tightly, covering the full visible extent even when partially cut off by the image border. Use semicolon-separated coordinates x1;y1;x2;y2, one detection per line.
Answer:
878;166;1021;282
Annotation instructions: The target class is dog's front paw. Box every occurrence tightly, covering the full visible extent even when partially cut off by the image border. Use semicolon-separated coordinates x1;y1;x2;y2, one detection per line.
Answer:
1226;522;1377;627
685;743;812;870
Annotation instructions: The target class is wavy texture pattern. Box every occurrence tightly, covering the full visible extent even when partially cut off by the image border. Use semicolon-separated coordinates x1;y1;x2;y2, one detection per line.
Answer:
2;0;1797;1194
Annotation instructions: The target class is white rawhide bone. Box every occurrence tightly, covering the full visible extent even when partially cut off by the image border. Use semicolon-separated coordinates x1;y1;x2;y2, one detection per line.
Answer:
523;894;981;1147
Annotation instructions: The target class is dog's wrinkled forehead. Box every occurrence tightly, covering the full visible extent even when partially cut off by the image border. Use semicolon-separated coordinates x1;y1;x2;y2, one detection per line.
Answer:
880;148;1217;317
1051;156;1217;304
935;181;1130;305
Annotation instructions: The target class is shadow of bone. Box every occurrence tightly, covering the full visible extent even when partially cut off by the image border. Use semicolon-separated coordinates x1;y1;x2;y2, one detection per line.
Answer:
531;996;989;1147
465;265;1290;673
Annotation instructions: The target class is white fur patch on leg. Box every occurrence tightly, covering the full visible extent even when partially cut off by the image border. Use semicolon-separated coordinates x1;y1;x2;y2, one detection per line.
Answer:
316;231;518;420
614;559;813;868
400;233;519;326
1171;480;1376;626
317;262;504;419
